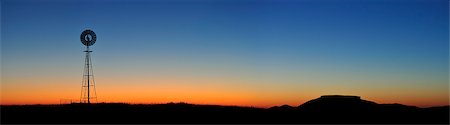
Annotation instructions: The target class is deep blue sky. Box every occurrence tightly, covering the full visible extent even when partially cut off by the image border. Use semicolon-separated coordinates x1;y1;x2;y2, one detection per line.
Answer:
1;0;449;107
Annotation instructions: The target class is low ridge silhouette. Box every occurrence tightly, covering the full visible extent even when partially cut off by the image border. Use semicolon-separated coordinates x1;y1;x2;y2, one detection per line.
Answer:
1;95;448;124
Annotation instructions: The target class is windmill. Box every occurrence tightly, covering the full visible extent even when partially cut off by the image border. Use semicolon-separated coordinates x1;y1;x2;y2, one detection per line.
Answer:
80;29;98;104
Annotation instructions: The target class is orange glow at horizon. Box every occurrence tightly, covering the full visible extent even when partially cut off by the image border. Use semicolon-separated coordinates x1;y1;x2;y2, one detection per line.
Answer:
1;74;448;108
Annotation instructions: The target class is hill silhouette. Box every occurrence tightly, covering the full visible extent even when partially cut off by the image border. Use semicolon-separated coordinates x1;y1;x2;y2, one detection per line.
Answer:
1;95;448;124
294;95;449;123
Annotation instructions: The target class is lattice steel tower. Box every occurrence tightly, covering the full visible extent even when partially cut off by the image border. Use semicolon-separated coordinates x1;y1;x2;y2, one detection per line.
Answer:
80;29;97;104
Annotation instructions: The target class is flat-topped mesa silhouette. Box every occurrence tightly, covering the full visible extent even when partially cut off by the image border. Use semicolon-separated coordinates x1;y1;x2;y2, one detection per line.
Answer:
1;95;448;124
293;95;448;123
320;95;361;99
298;95;378;111
294;95;382;123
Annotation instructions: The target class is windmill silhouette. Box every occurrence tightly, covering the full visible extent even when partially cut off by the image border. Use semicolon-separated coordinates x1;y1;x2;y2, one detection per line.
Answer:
80;29;98;104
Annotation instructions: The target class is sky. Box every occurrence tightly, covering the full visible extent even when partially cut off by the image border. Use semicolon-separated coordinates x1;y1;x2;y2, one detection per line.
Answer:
1;0;448;108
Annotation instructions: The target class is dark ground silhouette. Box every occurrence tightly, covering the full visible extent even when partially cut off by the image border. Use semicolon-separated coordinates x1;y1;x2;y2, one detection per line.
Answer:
1;95;448;124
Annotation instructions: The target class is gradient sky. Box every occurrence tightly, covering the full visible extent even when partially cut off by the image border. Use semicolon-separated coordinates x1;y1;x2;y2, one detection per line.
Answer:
1;0;449;108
